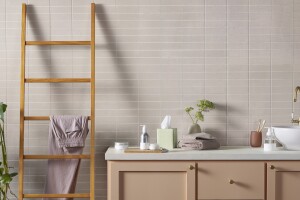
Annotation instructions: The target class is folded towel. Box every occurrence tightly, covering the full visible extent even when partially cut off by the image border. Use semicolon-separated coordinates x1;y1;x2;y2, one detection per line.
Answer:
182;132;216;140
179;132;220;150
180;139;220;150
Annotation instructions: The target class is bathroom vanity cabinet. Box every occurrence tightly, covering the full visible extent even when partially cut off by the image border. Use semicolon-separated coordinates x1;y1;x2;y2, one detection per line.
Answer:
108;161;264;200
106;147;300;200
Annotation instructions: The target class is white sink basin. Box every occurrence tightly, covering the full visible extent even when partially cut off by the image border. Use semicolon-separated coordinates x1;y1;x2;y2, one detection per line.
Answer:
273;126;300;150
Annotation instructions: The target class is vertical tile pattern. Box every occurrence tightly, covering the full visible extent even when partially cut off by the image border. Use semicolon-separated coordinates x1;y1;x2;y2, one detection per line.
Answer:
271;0;293;125
0;0;298;199
227;0;249;145
249;0;272;135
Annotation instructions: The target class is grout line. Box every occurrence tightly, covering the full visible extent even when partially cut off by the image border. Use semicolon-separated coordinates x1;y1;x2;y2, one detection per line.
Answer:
4;0;7;137
180;3;183;136
71;0;74;110
292;0;295;114
226;0;228;145
49;0;52;117
270;0;273;126
26;0;29;154
136;0;140;145
204;0;206;100
248;0;250;145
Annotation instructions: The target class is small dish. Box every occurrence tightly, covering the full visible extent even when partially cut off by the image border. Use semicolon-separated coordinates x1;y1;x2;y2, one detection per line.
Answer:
114;142;129;150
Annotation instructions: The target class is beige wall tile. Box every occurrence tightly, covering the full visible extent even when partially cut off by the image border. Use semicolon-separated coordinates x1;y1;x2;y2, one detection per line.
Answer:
1;0;300;198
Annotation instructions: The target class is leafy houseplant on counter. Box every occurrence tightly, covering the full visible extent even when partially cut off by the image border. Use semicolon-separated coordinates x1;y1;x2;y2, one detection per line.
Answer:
185;99;215;134
0;103;17;199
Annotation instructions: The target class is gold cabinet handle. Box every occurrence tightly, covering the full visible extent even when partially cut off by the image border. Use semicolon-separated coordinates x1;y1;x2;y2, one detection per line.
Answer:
189;165;195;170
270;165;275;170
229;179;234;184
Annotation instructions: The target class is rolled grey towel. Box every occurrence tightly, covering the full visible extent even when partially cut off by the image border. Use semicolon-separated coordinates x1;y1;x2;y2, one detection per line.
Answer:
179;139;220;150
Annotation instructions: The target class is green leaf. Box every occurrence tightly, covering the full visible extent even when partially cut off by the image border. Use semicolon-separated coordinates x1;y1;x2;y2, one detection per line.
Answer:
0;174;12;184
0;102;7;122
184;107;194;113
195;111;204;122
9;172;17;178
197;99;215;112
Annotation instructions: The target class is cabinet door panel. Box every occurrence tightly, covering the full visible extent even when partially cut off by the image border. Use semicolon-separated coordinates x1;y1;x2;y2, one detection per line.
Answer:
267;161;300;200
108;161;196;200
197;161;264;200
120;171;186;200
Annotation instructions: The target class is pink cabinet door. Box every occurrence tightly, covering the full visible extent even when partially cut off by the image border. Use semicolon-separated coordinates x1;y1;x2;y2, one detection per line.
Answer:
267;161;300;200
108;161;196;200
197;161;265;200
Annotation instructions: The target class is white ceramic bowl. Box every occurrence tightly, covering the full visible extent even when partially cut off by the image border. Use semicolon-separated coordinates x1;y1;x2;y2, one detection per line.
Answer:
272;126;300;150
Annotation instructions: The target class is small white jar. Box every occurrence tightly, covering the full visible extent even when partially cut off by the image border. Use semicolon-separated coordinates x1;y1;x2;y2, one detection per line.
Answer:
149;143;160;150
114;142;129;150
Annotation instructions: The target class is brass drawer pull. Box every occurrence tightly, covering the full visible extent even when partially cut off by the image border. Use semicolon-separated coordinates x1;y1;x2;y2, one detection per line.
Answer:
229;179;234;184
270;165;275;170
189;165;195;170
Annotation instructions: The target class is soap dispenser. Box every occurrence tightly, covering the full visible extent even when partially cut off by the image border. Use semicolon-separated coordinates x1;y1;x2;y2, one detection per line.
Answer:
140;125;150;150
264;127;276;151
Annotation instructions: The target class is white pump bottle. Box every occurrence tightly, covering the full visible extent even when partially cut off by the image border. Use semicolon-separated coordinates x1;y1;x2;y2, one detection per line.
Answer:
140;125;150;150
264;127;277;151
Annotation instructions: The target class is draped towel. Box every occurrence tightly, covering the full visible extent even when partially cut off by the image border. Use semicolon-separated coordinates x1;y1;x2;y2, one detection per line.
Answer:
44;116;89;200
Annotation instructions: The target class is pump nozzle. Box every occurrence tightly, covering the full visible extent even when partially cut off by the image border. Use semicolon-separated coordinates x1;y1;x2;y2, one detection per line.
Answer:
265;127;273;136
140;125;147;134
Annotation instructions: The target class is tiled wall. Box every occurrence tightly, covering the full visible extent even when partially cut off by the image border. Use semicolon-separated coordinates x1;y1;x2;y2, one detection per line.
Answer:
0;0;299;199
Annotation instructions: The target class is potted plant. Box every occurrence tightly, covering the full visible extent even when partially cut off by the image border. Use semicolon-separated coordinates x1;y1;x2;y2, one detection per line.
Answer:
0;102;17;199
185;99;215;134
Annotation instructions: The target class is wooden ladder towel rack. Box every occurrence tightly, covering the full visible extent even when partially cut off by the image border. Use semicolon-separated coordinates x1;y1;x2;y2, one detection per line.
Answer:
18;3;95;200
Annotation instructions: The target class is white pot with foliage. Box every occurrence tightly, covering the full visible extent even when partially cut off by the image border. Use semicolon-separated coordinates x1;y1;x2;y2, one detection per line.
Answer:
185;99;215;134
0;103;17;199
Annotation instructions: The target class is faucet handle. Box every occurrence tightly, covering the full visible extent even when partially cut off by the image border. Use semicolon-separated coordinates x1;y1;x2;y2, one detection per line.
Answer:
291;112;300;124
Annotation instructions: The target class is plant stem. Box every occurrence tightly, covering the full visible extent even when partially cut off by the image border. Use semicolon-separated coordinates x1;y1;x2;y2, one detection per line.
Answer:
187;112;195;124
0;120;8;199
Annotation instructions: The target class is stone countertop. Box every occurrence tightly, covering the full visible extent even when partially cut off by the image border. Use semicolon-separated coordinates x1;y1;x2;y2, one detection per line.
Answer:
105;146;300;161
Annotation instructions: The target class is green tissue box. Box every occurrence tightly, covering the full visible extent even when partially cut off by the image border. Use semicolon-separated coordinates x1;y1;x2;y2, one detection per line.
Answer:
157;128;177;150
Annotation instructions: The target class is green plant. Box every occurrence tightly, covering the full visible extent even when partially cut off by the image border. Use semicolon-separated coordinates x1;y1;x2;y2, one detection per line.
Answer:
185;99;215;124
0;103;17;199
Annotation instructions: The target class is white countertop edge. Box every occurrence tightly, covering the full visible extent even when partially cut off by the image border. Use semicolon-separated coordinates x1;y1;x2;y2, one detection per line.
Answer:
105;146;300;161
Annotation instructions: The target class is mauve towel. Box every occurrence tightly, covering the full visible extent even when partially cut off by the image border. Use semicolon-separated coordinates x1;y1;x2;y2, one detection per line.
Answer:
182;132;216;140
179;132;220;150
179;139;220;150
44;116;89;200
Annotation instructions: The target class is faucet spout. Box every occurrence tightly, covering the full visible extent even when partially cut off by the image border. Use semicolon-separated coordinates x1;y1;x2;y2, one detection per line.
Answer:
294;86;300;102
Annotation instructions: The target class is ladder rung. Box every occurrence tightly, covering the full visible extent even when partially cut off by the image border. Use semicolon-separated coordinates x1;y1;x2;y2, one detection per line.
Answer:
24;116;91;120
24;154;90;159
26;41;91;45
25;78;91;83
23;193;90;198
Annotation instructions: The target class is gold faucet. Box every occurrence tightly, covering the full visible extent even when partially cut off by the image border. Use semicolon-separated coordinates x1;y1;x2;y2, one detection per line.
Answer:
294;86;300;102
292;86;300;125
291;115;300;125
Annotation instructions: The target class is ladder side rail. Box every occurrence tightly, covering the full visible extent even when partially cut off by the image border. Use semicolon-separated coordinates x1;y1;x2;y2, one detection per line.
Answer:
90;3;96;200
18;4;26;200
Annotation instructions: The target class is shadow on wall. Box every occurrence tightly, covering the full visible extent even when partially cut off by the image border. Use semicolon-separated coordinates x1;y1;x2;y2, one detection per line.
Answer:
95;4;137;107
95;5;139;145
27;5;75;114
204;103;227;145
